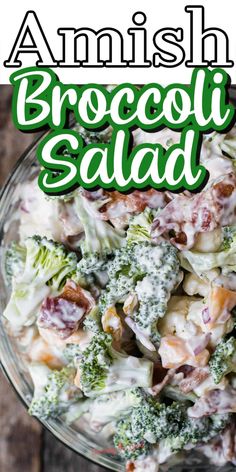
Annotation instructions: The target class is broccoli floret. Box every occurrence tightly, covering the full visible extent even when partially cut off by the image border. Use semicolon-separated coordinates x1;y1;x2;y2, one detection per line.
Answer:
29;364;81;420
113;397;230;462
164;413;230;452
3;236;78;328
221;226;236;251
114;416;151;461
77;252;109;276
99;245;136;309
114;399;185;461
4;241;26;283
126;209;155;245
83;306;102;333
74;192;124;258
209;337;236;384
74;252;110;294
89;388;143;429
63;343;82;363
132;400;186;445
133;244;180;342
75;332;153;397
100;241;181;344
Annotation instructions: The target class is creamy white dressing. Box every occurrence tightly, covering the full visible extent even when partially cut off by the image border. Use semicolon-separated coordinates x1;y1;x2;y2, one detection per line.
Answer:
136;276;156;298
5;124;236;470
38;299;84;330
204;156;234;182
17;179;63;241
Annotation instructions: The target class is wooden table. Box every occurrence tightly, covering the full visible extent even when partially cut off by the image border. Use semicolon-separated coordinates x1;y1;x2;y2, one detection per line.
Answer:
0;86;107;472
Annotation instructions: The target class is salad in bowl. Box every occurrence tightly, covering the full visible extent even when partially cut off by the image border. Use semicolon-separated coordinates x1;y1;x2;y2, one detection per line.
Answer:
2;123;236;471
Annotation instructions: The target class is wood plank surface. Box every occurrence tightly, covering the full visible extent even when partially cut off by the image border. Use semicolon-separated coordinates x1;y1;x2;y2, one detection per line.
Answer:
0;372;42;472
43;430;105;472
0;86;107;472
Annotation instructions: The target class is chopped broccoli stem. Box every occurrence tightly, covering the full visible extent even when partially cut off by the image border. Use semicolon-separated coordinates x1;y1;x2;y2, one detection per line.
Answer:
126;209;156;245
89;388;143;429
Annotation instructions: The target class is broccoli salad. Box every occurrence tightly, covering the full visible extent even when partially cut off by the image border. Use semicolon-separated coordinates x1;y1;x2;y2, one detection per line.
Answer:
3;125;236;471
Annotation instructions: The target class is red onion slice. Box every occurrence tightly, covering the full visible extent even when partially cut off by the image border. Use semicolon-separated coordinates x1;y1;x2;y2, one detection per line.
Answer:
202;307;211;324
125;317;156;352
187;333;211;357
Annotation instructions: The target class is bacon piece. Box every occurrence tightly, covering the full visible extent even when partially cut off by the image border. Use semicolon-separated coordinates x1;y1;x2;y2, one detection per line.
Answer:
221;423;236;465
126;456;159;472
188;387;236;418
177;365;195;376
152;172;236;249
198;435;230;467
38;297;85;339
179;368;209;394
126;463;135;472
99;189;166;220
37;281;95;339
60;280;95;313
149;367;176;395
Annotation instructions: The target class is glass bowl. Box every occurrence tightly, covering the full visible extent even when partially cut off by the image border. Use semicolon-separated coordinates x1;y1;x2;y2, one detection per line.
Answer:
0;134;235;472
